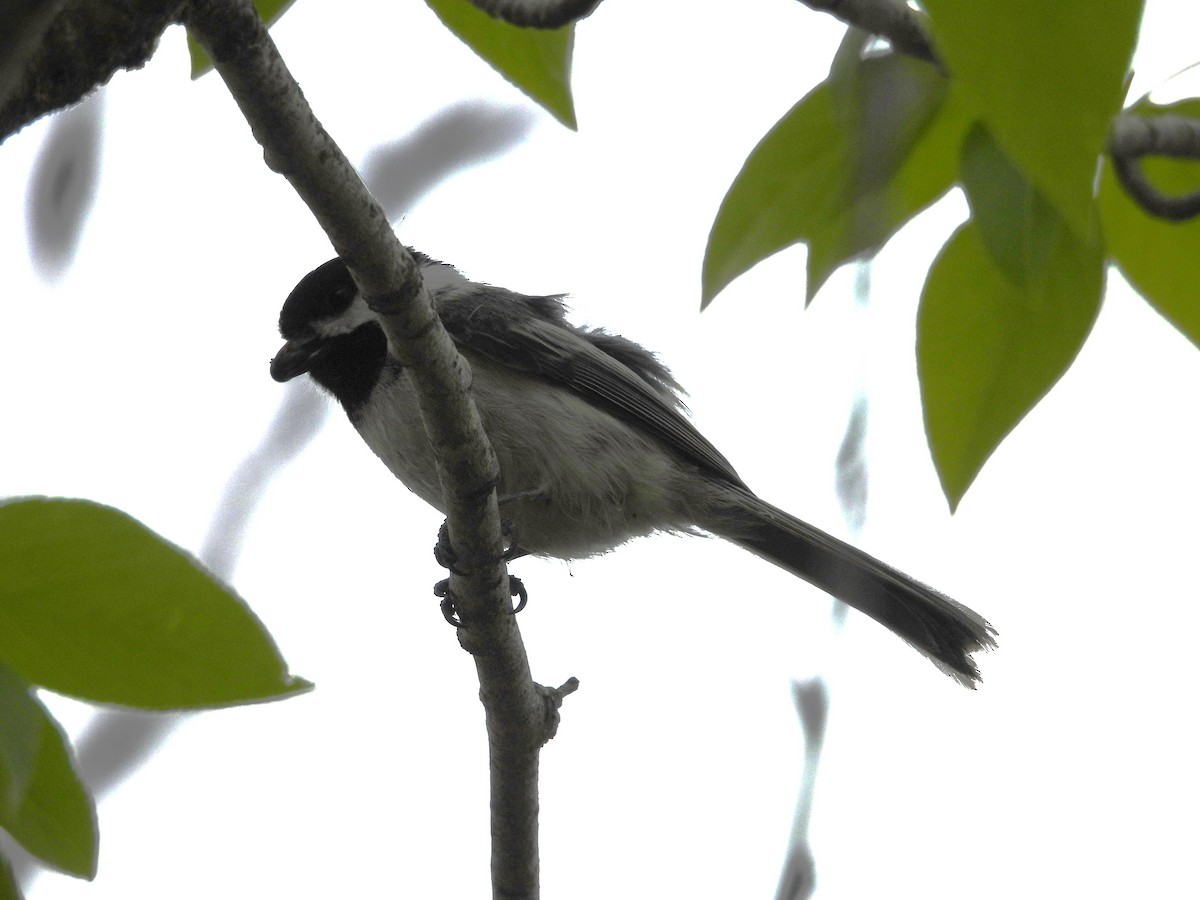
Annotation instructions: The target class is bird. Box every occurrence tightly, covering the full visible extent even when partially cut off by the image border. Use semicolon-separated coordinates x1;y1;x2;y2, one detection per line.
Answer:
270;252;996;686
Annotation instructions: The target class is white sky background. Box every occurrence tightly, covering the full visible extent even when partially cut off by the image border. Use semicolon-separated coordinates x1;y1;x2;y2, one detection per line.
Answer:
2;1;1200;897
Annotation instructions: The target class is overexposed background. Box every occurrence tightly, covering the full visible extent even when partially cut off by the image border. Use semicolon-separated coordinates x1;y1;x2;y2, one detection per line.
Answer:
2;1;1199;896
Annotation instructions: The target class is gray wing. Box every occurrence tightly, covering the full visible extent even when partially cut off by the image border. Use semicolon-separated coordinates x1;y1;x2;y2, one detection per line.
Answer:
434;284;747;488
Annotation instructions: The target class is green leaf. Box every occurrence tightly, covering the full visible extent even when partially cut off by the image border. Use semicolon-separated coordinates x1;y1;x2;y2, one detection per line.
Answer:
702;52;966;307
187;0;298;79
918;214;1103;508
0;664;97;879
0;498;311;710
960;122;1063;286
807;54;972;301
702;81;846;307
1100;98;1200;348
922;0;1142;236
0;851;22;900
0;666;41;817
425;0;576;129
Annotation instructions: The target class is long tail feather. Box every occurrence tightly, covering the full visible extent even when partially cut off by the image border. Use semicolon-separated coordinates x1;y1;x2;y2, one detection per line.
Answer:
710;487;997;687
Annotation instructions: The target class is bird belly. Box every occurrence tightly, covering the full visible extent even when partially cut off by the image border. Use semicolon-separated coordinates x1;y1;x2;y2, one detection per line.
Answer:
353;356;698;560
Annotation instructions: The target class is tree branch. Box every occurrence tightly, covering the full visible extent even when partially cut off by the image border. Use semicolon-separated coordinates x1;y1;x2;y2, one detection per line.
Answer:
2;0;568;890
1109;113;1200;221
180;1;568;895
800;0;936;65
0;0;183;145
468;0;603;28
796;0;1200;222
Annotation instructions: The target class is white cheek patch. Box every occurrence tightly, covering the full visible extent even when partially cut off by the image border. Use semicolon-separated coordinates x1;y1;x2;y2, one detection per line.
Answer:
312;261;468;338
314;293;377;338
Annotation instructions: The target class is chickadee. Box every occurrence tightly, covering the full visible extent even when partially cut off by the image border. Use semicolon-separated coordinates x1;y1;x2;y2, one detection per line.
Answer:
271;253;996;686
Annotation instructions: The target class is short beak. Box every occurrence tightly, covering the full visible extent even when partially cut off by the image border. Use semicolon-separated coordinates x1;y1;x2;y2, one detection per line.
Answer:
270;339;316;383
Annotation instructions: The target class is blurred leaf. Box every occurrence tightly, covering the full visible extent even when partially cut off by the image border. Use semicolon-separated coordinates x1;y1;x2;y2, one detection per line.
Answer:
188;0;297;78
703;53;965;307
918;214;1103;508
360;101;536;220
826;26;872;89
0;498;311;709
0;664;96;879
835;393;869;534
922;0;1141;236
425;0;576;129
26;96;103;282
1100;98;1200;348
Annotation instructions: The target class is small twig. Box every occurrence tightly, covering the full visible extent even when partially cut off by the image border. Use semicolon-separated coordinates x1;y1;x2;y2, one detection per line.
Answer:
1109;114;1200;221
468;0;602;28
537;677;580;742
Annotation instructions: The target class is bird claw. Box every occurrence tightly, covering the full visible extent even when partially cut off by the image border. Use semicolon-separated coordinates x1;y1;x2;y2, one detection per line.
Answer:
508;575;528;614
433;578;462;626
432;518;527;625
432;572;527;627
433;521;467;575
435;518;523;571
